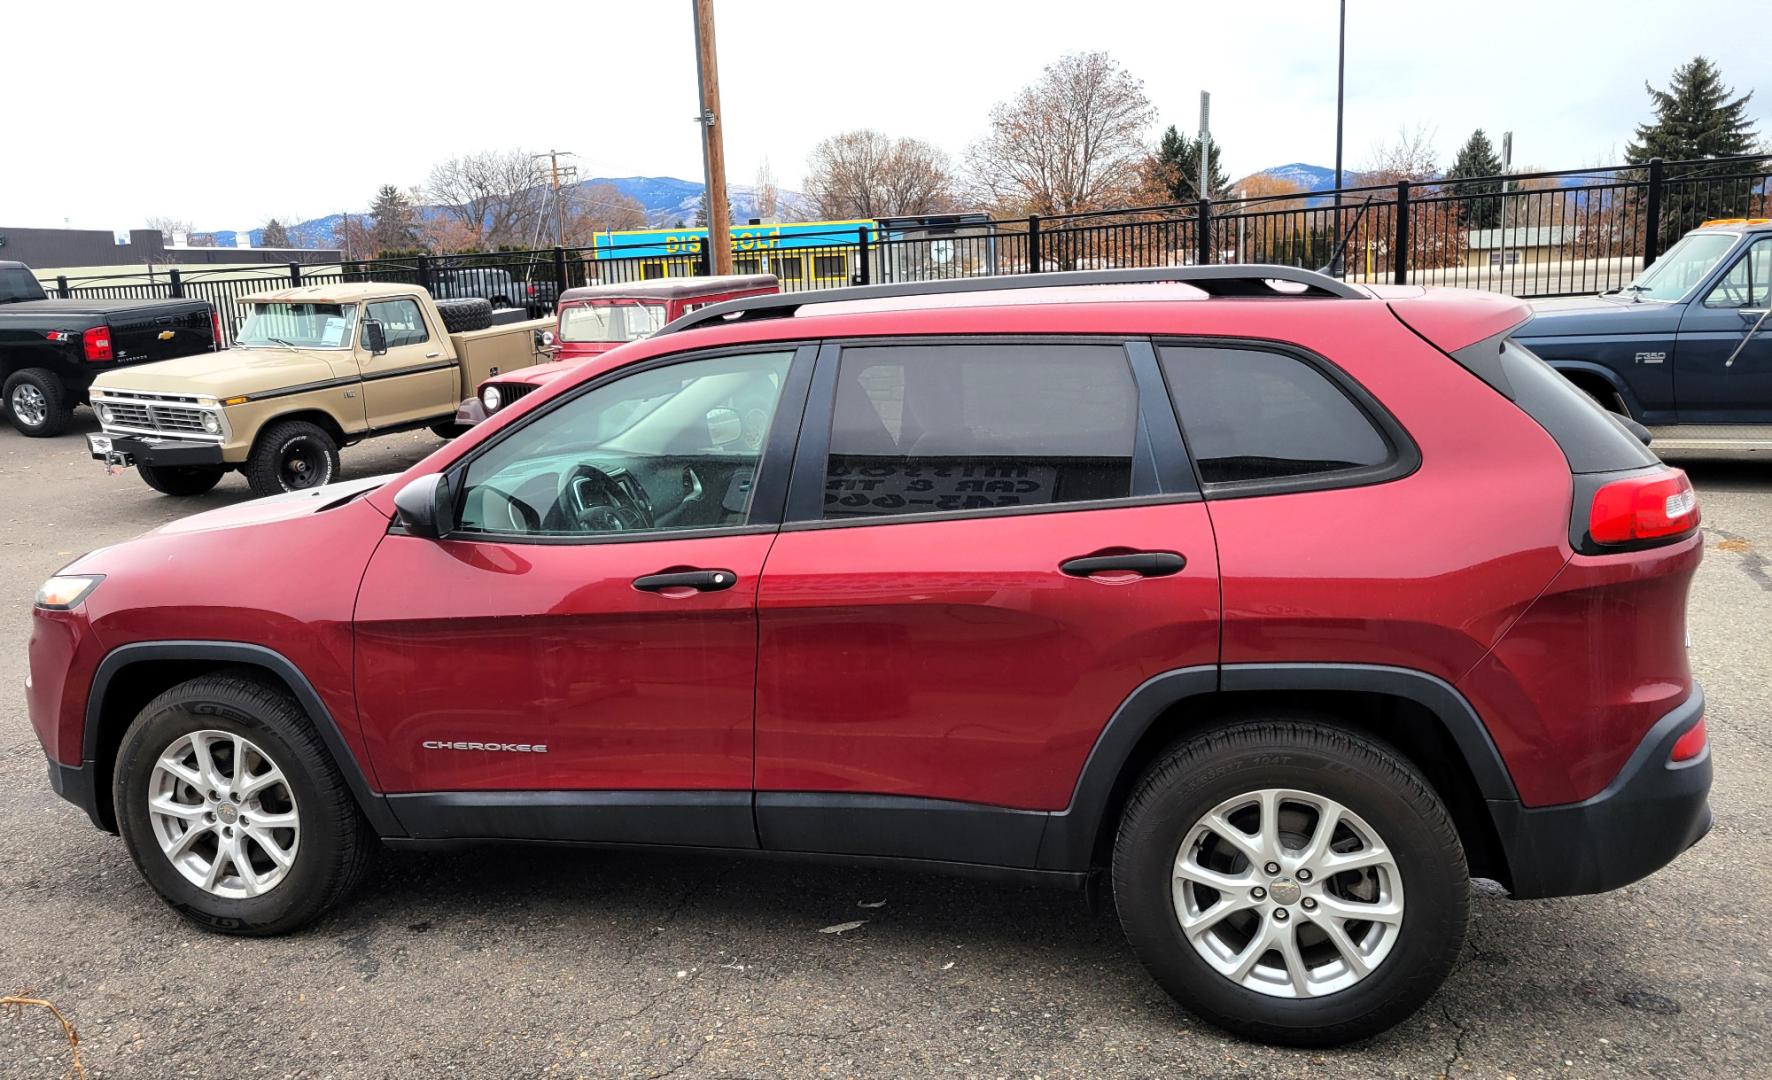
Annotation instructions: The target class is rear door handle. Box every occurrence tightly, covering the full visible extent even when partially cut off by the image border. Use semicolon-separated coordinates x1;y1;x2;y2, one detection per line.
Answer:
1060;551;1186;577
633;568;738;592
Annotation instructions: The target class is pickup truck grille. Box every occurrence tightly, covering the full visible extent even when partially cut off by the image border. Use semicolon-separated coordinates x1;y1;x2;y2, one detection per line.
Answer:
495;382;538;405
103;401;212;434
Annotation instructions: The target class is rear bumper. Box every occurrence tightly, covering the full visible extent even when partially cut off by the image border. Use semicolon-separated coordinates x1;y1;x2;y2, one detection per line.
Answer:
88;433;225;469
1494;685;1711;899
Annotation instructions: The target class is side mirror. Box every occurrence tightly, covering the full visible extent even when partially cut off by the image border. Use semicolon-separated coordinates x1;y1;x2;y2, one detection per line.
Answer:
533;328;556;351
706;407;742;447
393;473;454;539
363;319;388;356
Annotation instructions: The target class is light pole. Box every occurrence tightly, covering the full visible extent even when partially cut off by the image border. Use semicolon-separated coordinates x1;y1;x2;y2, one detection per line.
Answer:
1331;0;1346;274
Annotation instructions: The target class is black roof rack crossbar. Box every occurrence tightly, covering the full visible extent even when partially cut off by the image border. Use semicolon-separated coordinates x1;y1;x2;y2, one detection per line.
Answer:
656;264;1367;336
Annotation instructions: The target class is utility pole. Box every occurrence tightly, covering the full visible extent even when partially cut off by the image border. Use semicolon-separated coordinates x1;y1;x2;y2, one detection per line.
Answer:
535;150;577;248
692;0;733;274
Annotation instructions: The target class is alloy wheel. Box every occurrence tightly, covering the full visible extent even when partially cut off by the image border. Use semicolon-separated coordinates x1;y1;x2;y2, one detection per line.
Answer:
146;729;301;899
11;384;48;427
1172;788;1405;998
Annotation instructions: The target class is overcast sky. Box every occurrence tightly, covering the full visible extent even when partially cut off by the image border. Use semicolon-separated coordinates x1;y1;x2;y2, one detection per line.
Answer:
6;0;1766;231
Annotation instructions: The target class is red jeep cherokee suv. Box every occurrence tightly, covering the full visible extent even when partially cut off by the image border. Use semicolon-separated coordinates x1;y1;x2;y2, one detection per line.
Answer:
28;267;1710;1046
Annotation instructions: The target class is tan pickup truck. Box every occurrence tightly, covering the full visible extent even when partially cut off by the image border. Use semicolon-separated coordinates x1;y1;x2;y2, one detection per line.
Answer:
85;283;550;497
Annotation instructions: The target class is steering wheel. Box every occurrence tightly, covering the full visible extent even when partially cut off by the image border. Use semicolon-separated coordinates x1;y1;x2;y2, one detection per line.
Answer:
559;463;653;533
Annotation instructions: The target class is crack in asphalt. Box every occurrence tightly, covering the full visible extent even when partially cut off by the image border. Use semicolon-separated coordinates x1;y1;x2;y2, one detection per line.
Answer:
1440;1000;1471;1079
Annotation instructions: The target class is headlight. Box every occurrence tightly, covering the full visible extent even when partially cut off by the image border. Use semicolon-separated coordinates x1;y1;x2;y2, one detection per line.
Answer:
201;412;222;435
97;404;113;424
36;575;104;610
481;385;503;412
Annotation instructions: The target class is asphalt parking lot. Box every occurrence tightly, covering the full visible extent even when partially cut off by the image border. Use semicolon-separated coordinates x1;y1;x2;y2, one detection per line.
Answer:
2;414;1768;1080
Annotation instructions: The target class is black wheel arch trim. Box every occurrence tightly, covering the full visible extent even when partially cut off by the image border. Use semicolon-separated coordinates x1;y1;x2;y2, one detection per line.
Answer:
82;640;404;837
1544;359;1642;417
1034;662;1521;872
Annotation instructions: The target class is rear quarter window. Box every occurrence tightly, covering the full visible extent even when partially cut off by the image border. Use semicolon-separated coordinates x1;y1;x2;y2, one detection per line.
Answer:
1453;335;1659;474
1158;345;1403;489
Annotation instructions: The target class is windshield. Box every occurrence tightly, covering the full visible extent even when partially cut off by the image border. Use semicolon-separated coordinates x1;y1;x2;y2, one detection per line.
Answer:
235;302;358;349
1620;232;1740;301
558;300;669;343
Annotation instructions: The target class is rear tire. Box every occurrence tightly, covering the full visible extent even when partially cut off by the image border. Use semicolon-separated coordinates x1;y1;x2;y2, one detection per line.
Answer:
112;674;376;935
434;297;494;333
246;420;339;498
1112;719;1468;1047
4;368;73;437
138;463;226;496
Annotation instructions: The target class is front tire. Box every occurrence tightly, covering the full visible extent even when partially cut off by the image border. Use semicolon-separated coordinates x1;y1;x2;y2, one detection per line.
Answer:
112;674;376;935
1112;719;1468;1047
246;420;339;498
138;463;226;496
4;368;73;437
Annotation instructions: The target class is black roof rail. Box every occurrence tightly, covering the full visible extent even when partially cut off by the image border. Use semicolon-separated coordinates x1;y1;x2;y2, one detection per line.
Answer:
656;264;1367;336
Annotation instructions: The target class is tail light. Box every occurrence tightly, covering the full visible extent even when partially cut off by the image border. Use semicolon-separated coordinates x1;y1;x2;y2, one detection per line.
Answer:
211;308;222;349
1589;468;1699;545
1670;717;1708;762
82;326;113;362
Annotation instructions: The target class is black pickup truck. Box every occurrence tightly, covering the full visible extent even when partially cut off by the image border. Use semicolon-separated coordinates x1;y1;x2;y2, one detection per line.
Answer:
0;260;218;437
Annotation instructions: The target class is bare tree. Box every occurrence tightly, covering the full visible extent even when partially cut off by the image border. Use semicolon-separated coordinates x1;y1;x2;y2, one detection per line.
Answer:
752;159;781;222
964;51;1155;215
144;217;192;243
426;150;549;248
1363;125;1441;183
562;183;648;244
803;130;958;219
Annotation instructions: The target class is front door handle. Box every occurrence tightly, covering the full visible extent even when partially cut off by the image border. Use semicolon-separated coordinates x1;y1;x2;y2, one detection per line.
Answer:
1060;551;1186;577
633;568;738;592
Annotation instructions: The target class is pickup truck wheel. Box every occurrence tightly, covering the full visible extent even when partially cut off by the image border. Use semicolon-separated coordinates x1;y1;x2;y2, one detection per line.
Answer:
247;421;339;498
4;368;72;437
430;422;465;440
138;463;226;496
434;297;494;333
1112;719;1468;1047
112;674;376;935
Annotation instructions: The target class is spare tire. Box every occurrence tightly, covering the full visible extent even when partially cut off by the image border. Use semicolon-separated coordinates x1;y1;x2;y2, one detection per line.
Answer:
434;297;494;333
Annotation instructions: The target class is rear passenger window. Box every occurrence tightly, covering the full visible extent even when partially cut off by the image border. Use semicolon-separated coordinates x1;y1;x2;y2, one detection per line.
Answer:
1159;346;1390;486
824;344;1139;519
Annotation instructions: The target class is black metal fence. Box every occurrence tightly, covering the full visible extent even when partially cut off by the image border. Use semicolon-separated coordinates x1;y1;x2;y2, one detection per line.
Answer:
38;154;1771;345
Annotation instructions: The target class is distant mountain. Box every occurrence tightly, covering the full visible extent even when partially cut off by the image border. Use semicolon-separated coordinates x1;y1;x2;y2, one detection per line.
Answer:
198;176;797;251
1240;162;1344;192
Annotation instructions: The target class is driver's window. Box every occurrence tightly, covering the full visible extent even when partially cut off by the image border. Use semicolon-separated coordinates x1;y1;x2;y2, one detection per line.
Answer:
1705;239;1771;309
455;350;794;539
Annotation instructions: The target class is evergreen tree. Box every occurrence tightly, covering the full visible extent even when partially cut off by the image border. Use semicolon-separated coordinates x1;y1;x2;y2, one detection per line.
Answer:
1627;56;1757;165
260;219;290;247
1627;58;1760;242
1152;125;1231;202
1445;130;1505;229
368;184;419;255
